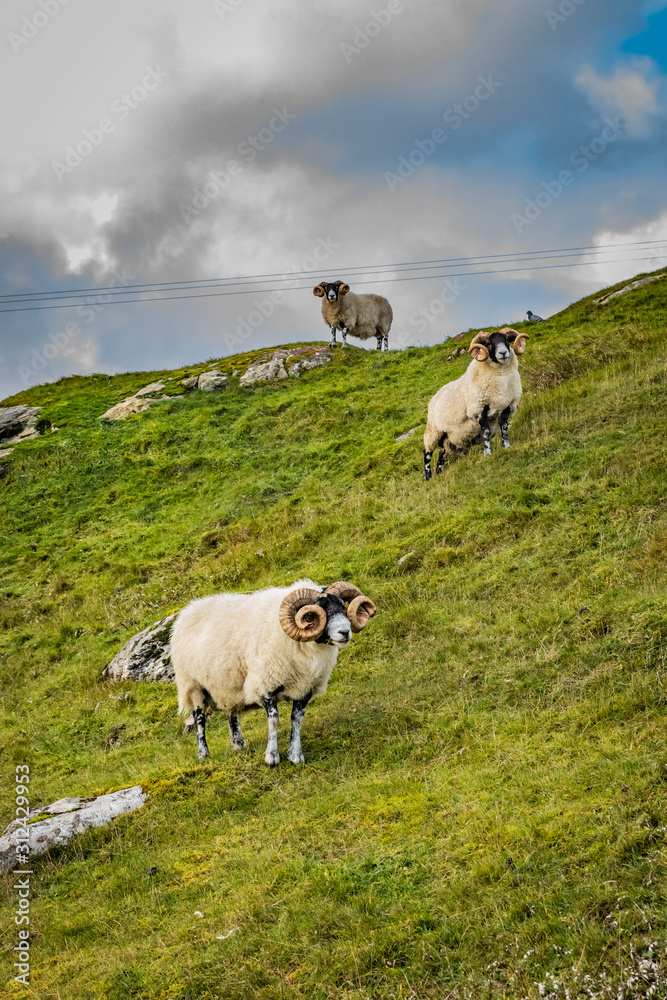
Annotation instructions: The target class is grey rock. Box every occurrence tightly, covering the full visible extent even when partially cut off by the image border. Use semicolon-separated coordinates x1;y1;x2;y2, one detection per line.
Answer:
99;396;154;421
240;359;288;387
288;350;332;377
395;428;416;443
180;375;200;390
103;614;176;682
198;371;228;392
0;786;147;872
0;447;14;459
135;381;166;397
99;380;172;420
0;405;42;445
594;273;665;306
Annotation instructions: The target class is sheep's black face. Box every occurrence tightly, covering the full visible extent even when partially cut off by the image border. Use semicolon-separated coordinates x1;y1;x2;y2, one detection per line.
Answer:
486;332;512;364
313;593;352;648
323;282;341;303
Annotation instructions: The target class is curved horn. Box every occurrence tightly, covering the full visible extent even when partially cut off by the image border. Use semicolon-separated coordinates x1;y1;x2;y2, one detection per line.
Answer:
347;594;377;633
325;581;376;633
279;588;327;641
313;283;326;297
498;327;529;355
469;332;489;362
325;581;363;602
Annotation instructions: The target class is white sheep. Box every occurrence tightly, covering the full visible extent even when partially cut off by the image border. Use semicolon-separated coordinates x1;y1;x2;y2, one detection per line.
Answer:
313;280;393;351
171;580;376;765
423;327;529;480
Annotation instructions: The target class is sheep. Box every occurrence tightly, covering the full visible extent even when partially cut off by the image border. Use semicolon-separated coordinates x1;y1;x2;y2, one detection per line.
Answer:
423;327;529;480
313;280;393;351
171;580;377;766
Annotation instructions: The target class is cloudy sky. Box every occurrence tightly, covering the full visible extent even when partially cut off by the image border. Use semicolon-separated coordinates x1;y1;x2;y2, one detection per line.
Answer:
1;0;666;399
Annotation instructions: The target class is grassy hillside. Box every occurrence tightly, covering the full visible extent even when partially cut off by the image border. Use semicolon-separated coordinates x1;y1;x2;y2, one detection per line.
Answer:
1;270;667;999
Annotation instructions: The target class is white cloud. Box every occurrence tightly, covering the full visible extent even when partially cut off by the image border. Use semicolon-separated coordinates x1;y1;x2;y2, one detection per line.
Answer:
576;59;661;137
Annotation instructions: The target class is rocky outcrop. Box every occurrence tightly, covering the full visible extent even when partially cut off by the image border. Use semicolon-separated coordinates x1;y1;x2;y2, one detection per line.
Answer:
102;614;176;682
198;371;228;392
288;349;331;377
240;358;289;387
99;381;172;421
99;396;154;420
0;405;43;445
594;273;665;306
0;786;147;872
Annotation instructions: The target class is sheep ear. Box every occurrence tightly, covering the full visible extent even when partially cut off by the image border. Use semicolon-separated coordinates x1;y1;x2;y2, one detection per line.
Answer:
313;284;326;297
338;283;350;295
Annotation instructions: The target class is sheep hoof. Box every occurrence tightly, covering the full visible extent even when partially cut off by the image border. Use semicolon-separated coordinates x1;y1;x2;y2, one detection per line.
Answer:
231;739;246;750
503;441;511;449
265;750;280;767
288;749;305;765
197;746;210;760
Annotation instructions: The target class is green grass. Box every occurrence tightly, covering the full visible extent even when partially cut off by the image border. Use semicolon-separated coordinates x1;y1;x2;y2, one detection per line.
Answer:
1;270;667;999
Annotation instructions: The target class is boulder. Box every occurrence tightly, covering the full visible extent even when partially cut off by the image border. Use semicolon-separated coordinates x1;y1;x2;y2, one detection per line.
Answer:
0;405;42;445
198;371;228;392
240;359;288;387
135;381;166;397
288;349;331;377
102;613;176;682
99;396;154;421
99;380;170;421
0;786;147;872
180;375;200;390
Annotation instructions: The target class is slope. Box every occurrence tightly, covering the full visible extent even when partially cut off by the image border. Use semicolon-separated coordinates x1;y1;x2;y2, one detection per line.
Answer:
1;269;666;999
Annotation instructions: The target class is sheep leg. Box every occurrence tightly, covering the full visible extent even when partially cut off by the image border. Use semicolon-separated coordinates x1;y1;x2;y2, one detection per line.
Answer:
261;691;280;767
423;449;432;481
329;326;338;349
193;706;211;760
383;333;389;351
435;433;447;474
500;405;512;448
288;691;313;765
375;336;382;350
479;405;492;456
340;327;348;348
228;714;245;750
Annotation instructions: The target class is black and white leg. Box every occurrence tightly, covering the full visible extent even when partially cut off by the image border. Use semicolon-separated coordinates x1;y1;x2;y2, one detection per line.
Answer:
424;448;432;481
193;706;210;760
261;691;280;767
435;433;446;474
500;405;512;449
341;327;348;348
383;334;389;351
375;336;382;350
479;404;492;456
329;326;337;348
228;713;245;750
288;692;312;765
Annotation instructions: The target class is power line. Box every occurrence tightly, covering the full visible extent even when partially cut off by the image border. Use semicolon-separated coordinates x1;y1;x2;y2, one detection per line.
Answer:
2;238;667;304
2;241;667;306
0;253;664;314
